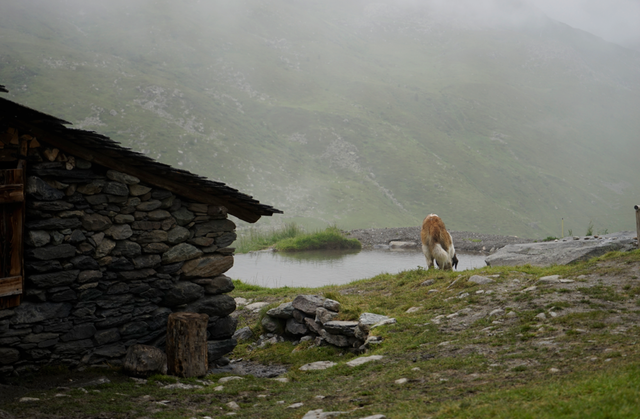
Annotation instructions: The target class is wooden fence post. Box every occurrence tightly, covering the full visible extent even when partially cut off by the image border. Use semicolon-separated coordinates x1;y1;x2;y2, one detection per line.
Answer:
166;312;209;377
635;205;640;248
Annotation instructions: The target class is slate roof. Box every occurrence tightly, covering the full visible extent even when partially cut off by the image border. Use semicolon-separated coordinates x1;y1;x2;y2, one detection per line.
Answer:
0;92;282;223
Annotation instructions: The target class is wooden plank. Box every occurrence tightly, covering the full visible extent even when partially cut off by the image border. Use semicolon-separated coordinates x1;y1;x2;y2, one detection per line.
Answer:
0;184;24;203
0;276;22;298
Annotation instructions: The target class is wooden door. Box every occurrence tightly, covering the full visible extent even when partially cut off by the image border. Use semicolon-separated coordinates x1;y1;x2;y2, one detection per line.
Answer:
0;165;25;309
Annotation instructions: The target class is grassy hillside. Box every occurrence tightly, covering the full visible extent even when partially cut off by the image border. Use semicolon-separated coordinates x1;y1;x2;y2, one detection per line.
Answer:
1;0;639;237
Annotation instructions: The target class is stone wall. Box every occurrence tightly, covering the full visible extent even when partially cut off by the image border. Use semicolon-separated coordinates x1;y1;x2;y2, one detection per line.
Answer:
0;137;239;375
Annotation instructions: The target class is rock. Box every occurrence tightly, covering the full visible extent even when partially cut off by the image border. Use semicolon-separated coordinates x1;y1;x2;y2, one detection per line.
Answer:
207;338;237;361
26;243;76;260
143;243;170;254
172;207;195;226
219;376;244;383
105;224;133;240
316;307;338;324
261;316;283;334
323;321;358;337
267;302;295;319
129;184;152;196
181;255;233;279
192;275;234;295
106;170;139;185
346;355;384;367
102;181;129;196
25;230;50;248
468;275;493;284
82;214;112;231
320;329;350;347
232;326;253;341
71;256;100;270
293;295;325;315
137;200;162;211
299;361;337;371
26;176;64;200
148;210;171;221
162;282;204;307
208;316;238;340
167;226;191;244
137;230;168;244
61;324;96;342
29;270;79;288
358;313;392;333
123;344;167;377
539;275;561;283
193;219;236;237
26;218;82;231
323;299;341;312
95;239;116;258
132;255;161;269
245;302;270;312
0;348;20;364
486;231;637;267
185;294;236;317
286;318;308;335
162;243;203;264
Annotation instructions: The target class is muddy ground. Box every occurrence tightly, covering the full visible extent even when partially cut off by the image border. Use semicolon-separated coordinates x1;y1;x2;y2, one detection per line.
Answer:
346;227;533;254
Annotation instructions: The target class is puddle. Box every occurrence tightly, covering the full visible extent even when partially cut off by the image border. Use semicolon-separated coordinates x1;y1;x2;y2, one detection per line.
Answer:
228;249;487;288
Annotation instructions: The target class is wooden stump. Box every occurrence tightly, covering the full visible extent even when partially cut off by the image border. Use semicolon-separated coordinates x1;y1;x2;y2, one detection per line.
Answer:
166;312;209;377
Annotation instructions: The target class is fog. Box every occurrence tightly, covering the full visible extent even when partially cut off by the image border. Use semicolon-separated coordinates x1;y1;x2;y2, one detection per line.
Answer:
528;0;640;49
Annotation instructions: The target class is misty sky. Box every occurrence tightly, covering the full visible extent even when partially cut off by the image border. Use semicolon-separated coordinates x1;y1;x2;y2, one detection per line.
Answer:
528;0;640;48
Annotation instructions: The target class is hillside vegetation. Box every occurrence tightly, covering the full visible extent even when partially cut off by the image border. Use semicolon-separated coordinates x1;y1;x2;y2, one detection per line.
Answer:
1;0;639;237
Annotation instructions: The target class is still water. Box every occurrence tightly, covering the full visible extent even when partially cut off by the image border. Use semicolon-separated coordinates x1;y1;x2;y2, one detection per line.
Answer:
227;249;487;288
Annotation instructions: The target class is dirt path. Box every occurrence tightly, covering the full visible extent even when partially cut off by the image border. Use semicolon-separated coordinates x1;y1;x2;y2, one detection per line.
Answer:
346;227;533;254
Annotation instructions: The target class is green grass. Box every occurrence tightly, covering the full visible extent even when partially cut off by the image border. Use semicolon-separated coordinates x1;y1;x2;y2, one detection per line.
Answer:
234;223;305;253
274;225;362;252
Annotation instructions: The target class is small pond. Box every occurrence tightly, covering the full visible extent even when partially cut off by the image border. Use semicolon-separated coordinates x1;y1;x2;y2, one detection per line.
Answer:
227;249;488;288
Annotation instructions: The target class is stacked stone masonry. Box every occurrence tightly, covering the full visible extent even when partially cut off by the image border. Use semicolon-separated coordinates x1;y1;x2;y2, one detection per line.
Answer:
0;136;239;375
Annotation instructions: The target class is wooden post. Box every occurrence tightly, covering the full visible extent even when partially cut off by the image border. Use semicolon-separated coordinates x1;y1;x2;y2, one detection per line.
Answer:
635;205;640;248
166;312;209;377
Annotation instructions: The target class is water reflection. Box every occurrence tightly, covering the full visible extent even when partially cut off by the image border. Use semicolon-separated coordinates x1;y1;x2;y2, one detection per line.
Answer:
228;249;487;289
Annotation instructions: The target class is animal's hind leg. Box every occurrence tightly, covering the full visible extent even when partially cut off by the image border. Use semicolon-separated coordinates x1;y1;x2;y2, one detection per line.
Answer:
422;245;435;269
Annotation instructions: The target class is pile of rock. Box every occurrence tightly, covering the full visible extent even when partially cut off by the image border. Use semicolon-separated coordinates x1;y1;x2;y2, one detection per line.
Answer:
260;295;395;352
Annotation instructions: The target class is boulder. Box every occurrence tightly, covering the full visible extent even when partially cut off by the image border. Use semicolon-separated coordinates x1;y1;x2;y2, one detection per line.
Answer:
485;231;637;267
292;295;325;315
123;344;167;377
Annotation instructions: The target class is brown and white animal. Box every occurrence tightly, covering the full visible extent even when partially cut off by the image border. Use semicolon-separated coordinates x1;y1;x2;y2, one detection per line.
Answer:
420;214;458;270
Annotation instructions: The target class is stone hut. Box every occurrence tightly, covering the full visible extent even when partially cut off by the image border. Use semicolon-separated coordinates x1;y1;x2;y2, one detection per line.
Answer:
0;86;281;375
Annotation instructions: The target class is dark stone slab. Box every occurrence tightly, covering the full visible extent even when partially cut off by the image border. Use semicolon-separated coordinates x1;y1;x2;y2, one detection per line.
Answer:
60;324;97;342
26;260;63;273
29;270;79;288
26;176;65;201
112;241;142;257
207;338;237;361
12;302;72;324
26;218;82;231
184;294;236;317
207;316;238;340
29;200;75;211
70;255;100;270
94;328;121;345
193;220;236;237
162;282;204;307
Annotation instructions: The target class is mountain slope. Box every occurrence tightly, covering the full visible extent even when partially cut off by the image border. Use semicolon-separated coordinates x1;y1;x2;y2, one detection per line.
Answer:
1;0;639;237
